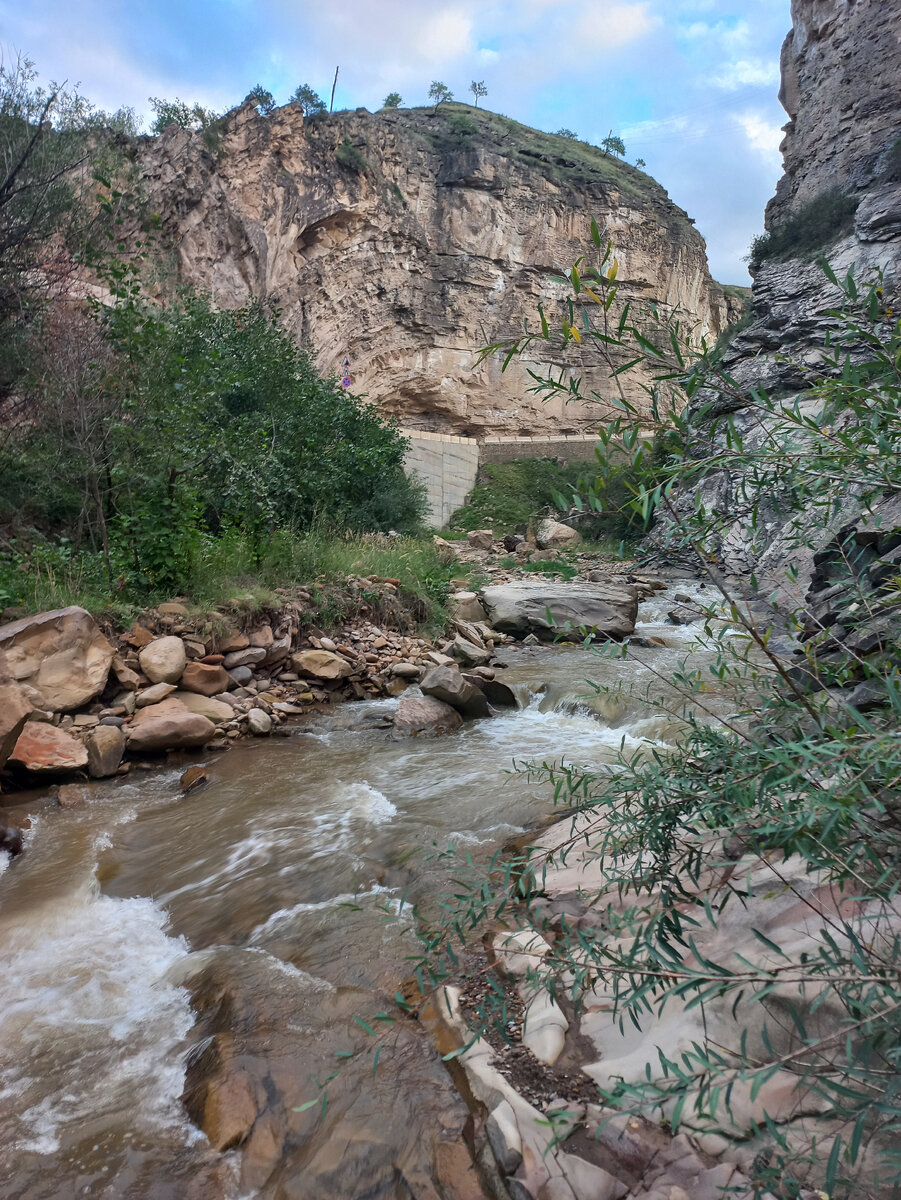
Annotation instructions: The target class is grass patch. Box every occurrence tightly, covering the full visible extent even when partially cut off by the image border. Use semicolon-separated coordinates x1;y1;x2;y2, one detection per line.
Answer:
0;527;459;635
749;189;858;267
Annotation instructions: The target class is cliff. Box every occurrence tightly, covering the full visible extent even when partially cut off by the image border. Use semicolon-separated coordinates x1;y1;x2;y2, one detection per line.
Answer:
136;103;731;437
675;0;901;596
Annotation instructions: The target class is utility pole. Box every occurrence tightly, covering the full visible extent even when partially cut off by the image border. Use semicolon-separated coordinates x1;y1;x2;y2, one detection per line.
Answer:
330;66;339;113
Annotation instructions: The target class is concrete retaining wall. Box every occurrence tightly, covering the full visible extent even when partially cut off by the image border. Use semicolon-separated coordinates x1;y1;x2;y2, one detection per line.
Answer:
403;431;600;527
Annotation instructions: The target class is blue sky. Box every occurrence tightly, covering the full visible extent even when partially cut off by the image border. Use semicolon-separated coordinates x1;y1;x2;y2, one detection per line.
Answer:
1;0;791;281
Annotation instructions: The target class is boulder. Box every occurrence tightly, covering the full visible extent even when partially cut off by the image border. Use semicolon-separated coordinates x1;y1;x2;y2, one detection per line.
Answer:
291;649;354;681
171;692;235;723
392;696;463;738
219;631;249;653
463;673;518;708
180;661;231;696
535;518;582;550
9;722;88;773
0;606;115;711
248;625;274;649
420;666;490;718
391;662;421;679
139;636;187;685
223;647;266;670
466;529;494;550
127;698;215;752
263;634;291;665
667;605;695;626
86;725;126;778
481;581;638;641
246;709;272;736
449;591;488;624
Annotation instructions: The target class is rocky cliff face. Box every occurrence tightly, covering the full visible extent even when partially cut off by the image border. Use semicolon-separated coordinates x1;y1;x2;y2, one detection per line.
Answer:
679;0;901;598
137;104;730;437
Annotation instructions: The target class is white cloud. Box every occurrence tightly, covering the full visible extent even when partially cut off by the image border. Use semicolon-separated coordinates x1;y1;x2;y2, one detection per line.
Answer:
415;8;474;63
712;57;780;90
576;2;657;51
735;111;783;158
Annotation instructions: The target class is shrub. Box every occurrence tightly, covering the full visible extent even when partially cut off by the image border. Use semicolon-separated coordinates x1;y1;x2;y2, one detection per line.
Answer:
335;136;367;173
749;188;858;266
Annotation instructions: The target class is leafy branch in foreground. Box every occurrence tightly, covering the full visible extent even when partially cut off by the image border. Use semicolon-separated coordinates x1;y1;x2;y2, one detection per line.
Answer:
417;238;901;1198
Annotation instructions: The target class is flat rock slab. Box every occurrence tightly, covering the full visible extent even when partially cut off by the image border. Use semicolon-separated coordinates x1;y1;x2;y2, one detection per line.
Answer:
0;606;115;711
481;581;638;641
10;722;88;773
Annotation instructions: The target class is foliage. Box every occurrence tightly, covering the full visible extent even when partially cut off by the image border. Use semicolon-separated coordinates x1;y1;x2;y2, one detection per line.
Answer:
245;84;275;115
750;188;858;266
416;235;901;1197
148;96;219;134
469;80;488;107
1;281;427;598
291;84;326;116
447;457;585;533
601;131;626;157
428;81;453;111
382;92;403;109
635;157;646;168
335;136;367;173
556;127;578;139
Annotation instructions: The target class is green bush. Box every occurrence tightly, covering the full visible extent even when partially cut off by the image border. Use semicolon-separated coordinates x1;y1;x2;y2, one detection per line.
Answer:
335;136;367;173
447;458;586;532
749;188;858;266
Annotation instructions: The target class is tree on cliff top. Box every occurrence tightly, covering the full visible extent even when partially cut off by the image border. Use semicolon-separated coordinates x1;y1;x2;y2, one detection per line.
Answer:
148;95;219;134
428;81;453;112
469;80;487;107
291;84;326;116
382;92;402;109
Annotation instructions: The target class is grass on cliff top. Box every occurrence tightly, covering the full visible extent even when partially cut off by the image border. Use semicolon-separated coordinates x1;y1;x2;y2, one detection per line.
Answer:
374;103;663;205
0;528;467;637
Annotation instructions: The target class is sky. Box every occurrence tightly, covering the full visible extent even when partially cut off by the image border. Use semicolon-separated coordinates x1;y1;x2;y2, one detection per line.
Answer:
0;0;792;282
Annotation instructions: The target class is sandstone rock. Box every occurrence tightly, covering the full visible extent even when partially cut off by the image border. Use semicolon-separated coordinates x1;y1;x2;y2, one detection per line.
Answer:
466;674;517;708
667;605;695;626
10;723;88;774
111;654;143;691
125;622;154;648
136;682;177;707
466;529;494;550
482;581;637;641
449;591;488;623
392;695;463;738
183;639;207;660
228;666;252;685
391;662;421;679
248;625;274;649
263;634;291;665
0;678;32;771
180;765;208;792
58;783;93;808
171;692;235;723
218;631;249;653
128;698;215;752
535;518;581;551
486;1100;523;1177
223;647;266;669
291;649;354;681
246;708;272;735
180;661;231;696
86;725;126;778
139;636;187;685
0;606;115;711
451;635;492;668
420;666;490;719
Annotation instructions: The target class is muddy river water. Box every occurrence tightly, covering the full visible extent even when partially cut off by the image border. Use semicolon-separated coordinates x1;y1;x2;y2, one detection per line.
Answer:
0;583;741;1199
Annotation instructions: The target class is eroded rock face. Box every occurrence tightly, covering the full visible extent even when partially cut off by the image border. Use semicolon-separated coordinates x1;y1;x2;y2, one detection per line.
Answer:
481;580;638;640
0;607;114;712
138;104;730;436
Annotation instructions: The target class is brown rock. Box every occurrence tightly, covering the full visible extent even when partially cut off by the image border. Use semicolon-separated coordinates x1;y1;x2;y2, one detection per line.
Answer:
223;647;266;669
180;661;231;696
0;606;115;712
111;654;143;691
248;625;274;648
171;692;234;723
136;682;177;707
10;722;88;773
86;725;126;778
58;782;93;808
535;518;581;550
202;653;225;664
219;631;249;653
125;623;154;648
180;765;208;793
420;665;490;718
466;529;494;550
392;695;463;738
291;649;354;680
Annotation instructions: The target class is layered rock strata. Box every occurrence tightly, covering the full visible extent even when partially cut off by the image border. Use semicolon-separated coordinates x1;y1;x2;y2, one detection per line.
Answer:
137;104;732;436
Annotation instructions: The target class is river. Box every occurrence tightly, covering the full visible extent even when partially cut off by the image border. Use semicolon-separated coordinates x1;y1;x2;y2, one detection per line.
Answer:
0;581;740;1199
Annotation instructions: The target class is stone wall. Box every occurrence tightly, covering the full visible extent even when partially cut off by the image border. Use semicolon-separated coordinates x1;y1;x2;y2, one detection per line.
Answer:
404;431;601;528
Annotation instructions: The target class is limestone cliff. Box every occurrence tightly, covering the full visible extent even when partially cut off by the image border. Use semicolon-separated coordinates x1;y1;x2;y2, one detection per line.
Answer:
674;0;901;596
137;104;730;437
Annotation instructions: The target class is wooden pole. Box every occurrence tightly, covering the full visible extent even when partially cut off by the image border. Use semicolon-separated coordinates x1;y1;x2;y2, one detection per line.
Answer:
330;66;339;113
